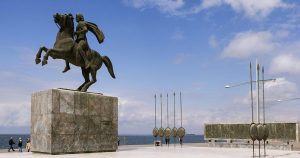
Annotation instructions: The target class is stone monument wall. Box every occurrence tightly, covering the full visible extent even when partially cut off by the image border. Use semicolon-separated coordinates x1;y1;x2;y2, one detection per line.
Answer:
204;123;299;142
31;89;118;154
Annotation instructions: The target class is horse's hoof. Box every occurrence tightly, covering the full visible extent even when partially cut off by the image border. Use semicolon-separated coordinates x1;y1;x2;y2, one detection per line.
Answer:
62;67;70;73
35;58;41;64
42;60;48;66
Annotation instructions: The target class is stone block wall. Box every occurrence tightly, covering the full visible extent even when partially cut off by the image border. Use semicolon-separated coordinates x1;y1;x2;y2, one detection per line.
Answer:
31;89;118;154
204;123;299;142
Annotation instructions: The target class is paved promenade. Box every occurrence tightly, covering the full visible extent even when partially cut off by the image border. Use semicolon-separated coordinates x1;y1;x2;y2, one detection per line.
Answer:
0;145;300;158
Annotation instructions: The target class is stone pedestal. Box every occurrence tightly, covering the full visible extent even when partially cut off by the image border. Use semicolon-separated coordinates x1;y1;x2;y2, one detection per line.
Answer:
31;89;118;154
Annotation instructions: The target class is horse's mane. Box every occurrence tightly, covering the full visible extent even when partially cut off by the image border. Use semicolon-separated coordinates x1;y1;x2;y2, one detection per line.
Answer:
66;14;74;39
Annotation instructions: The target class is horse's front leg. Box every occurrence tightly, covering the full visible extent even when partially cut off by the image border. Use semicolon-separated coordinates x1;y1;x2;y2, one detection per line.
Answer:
35;46;48;64
42;48;64;66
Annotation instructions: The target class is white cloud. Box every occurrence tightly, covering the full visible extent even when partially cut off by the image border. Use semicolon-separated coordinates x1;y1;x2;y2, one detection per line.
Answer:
264;77;297;100
221;0;290;20
237;78;297;104
124;0;292;19
232;77;298;122
194;0;292;20
123;0;185;15
201;0;222;9
0;85;31;127
118;96;154;134
0;102;30;127
0;69;81;128
189;0;222;14
222;31;275;58
270;54;300;75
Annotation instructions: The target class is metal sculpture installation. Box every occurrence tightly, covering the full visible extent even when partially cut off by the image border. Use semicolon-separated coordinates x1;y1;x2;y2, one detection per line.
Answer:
256;63;264;158
171;92;178;145
153;95;159;139
35;13;115;92
249;62;258;158
158;94;165;147
177;92;185;147
262;67;269;157
164;94;171;146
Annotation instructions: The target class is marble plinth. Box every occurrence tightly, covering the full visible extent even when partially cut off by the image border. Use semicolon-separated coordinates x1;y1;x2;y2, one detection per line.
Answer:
31;89;118;154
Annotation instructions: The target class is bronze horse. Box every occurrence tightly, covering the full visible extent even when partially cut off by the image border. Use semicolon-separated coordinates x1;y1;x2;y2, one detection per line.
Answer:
35;13;115;92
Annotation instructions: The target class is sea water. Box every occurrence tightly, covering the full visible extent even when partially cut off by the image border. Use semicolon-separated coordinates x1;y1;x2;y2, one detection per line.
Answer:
0;134;204;149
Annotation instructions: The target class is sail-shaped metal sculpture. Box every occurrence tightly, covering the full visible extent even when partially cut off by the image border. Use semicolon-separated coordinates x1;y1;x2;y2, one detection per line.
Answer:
171;92;177;145
262;67;269;156
153;94;159;140
177;92;185;147
158;94;165;147
164;94;171;146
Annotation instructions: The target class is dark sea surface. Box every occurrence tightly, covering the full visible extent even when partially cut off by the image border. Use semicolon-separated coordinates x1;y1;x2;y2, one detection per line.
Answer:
0;134;204;149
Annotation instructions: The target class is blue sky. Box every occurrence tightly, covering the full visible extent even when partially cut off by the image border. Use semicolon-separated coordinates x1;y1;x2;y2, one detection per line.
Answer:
1;0;300;134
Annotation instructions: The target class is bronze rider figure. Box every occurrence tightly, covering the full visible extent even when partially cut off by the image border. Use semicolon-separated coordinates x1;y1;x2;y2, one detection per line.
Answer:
63;13;104;73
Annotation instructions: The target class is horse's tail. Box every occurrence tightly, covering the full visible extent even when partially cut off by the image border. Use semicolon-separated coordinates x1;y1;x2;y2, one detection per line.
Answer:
102;56;116;79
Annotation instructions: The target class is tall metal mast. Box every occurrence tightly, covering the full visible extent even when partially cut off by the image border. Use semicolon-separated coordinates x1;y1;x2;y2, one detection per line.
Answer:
262;67;265;124
160;94;162;128
250;62;254;123
173;92;176;128
180;92;183;127
155;94;157;128
256;60;260;123
167;93;169;127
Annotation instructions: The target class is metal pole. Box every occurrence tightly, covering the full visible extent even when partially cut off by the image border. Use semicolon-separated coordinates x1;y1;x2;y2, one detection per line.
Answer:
256;60;261;158
253;141;254;158
259;141;261;157
262;66;266;157
173;92;176;128
155;94;156;128
173;92;176;146
180;92;183;148
250;62;254;123
167;93;169;147
167;93;169;127
160;94;162;128
160;94;163;147
250;62;255;158
262;67;265;124
256;60;260;123
180;92;183;127
264;141;266;157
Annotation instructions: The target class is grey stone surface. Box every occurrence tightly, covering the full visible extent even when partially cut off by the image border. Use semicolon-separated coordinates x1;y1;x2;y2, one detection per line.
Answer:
204;123;300;142
31;89;118;154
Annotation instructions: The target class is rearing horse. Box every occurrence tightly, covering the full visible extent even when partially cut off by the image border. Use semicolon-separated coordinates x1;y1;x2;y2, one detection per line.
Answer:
35;13;115;92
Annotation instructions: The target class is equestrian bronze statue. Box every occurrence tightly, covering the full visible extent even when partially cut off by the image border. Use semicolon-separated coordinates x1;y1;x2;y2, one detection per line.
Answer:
35;13;115;92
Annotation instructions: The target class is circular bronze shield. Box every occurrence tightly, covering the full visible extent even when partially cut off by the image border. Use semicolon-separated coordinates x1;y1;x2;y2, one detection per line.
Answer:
171;127;177;137
249;123;258;141
159;127;165;137
262;124;269;141
257;124;264;141
152;127;159;137
178;127;185;138
165;127;171;137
